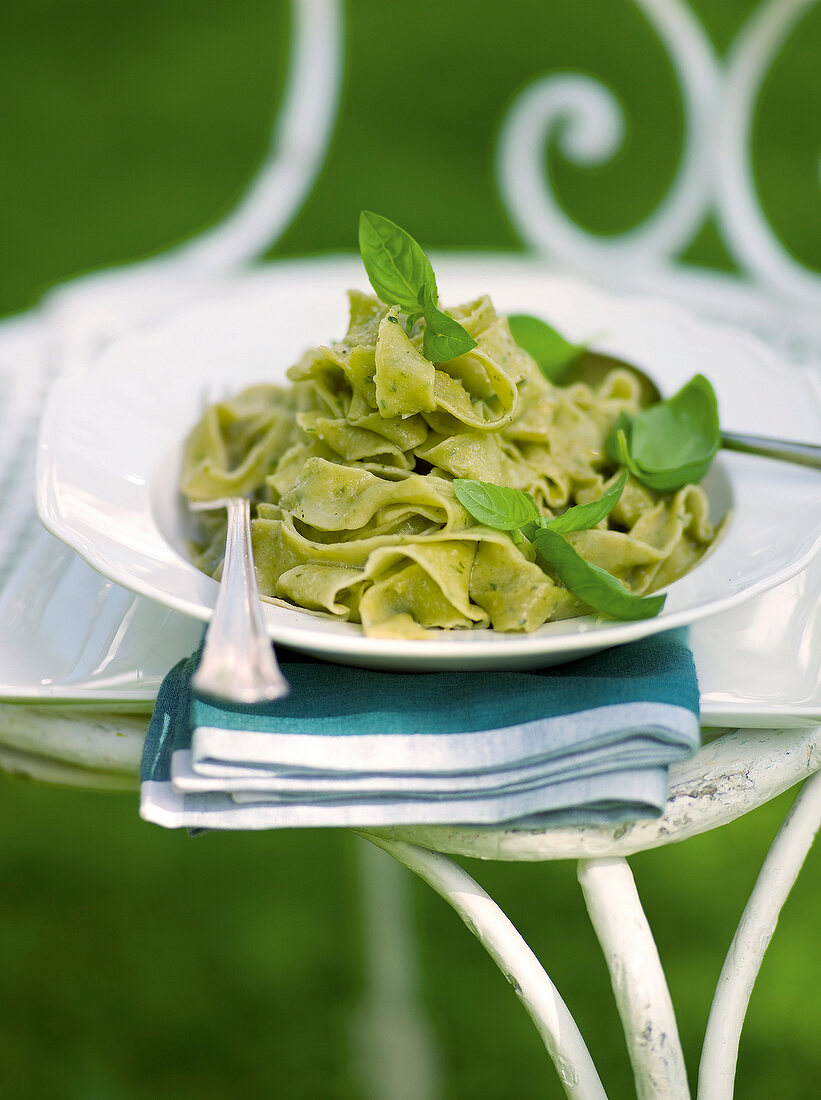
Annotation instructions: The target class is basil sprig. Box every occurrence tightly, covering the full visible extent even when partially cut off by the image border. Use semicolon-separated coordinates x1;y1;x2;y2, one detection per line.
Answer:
608;373;720;492
453;470;665;621
531;529;666;620
453;470;626;536
358;211;477;363
507;313;588;382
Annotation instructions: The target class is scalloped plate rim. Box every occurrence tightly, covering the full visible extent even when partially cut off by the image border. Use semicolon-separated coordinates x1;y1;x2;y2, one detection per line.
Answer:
35;258;821;670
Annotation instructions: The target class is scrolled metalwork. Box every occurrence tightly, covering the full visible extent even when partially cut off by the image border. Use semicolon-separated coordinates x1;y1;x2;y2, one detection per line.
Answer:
496;0;821;298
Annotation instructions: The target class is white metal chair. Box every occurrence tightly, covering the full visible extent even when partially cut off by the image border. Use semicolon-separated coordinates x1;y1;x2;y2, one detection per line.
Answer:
1;2;819;1096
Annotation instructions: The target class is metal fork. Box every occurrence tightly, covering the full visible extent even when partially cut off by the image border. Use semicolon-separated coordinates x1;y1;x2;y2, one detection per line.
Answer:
190;497;290;703
721;431;821;470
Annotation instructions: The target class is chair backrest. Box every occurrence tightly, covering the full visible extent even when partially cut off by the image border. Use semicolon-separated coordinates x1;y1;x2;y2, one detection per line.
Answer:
154;0;820;362
494;0;821;361
38;0;821;359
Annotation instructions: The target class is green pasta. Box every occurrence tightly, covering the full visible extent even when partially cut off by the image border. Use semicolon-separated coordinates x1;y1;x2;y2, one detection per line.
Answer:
180;291;717;638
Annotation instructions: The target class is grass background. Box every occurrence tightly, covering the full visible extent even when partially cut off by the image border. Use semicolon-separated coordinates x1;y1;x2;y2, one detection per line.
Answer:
0;1;819;1096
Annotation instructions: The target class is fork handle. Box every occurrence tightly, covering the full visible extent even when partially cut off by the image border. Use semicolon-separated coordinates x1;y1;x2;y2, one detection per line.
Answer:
192;498;289;703
721;431;821;470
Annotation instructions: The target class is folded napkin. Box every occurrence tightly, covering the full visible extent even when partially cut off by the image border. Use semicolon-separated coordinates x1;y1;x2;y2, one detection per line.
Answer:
139;630;700;831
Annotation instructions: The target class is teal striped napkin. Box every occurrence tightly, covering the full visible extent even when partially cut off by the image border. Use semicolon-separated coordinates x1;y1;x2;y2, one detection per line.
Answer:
139;631;700;831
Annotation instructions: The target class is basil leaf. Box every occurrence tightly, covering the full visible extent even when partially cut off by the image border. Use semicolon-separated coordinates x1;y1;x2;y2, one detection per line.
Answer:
358;211;434;316
508;314;586;382
533;528;666;620
456;474;665;620
453;479;541;531
359;211;477;363
607;374;720;492
423;303;478;362
631;373;720;484
546;469;627;534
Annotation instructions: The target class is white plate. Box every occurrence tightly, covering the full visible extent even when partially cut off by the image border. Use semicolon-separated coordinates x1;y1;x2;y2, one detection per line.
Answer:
35;257;821;671
0;528;818;725
694;554;821;728
0;528;202;707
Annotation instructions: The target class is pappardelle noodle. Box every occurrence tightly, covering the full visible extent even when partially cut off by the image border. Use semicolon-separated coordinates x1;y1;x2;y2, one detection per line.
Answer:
180;222;719;639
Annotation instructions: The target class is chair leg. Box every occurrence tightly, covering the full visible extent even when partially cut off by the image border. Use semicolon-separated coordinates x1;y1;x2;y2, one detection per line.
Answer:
578;856;690;1100
363;834;608;1100
698;769;821;1100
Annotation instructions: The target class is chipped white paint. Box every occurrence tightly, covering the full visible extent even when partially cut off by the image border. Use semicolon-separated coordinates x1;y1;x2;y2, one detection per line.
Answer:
361;835;609;1100
579;858;690;1100
0;742;137;790
698;767;821;1099
362;726;821;861
0;703;146;777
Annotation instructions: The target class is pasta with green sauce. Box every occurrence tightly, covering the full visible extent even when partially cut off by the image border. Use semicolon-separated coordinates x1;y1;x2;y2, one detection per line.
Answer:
179;289;717;639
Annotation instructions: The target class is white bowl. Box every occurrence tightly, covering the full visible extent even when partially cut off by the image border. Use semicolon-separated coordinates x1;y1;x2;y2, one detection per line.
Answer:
36;257;821;670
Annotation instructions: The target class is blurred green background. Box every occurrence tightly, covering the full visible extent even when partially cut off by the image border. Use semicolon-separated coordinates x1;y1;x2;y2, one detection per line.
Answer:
1;1;820;1097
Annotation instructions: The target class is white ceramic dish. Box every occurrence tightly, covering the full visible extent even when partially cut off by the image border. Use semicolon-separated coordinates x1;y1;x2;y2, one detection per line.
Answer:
693;554;821;728
0;528;201;707
35;258;821;671
0;526;818;725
